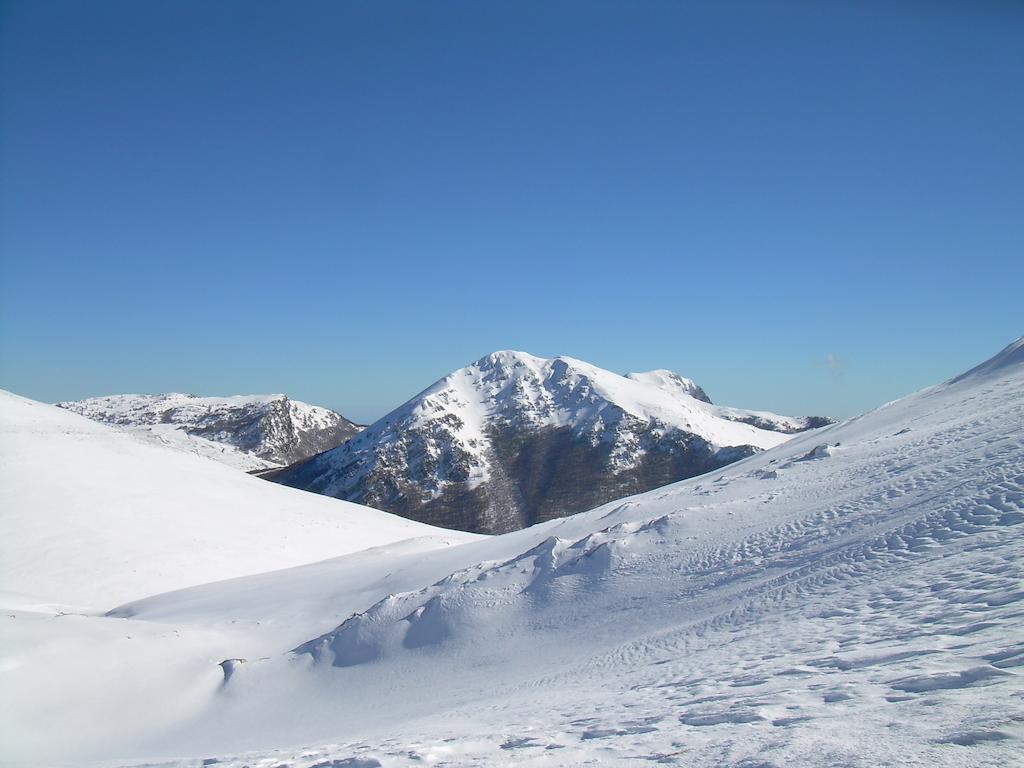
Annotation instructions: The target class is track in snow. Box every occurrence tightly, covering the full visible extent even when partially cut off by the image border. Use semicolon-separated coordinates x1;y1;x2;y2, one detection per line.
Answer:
2;340;1021;767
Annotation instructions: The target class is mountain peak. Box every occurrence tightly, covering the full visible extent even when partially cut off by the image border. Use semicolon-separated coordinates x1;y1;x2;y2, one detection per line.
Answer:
625;369;713;404
473;349;548;368
276;352;830;533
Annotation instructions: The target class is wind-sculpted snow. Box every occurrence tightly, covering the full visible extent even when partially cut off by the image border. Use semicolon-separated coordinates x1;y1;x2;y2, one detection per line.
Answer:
275;351;830;532
135;337;1024;767
57;392;362;470
2;338;1022;767
292;518;672;668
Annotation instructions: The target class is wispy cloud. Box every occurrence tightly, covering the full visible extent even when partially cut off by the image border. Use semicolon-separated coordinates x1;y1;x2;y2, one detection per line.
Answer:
817;352;846;381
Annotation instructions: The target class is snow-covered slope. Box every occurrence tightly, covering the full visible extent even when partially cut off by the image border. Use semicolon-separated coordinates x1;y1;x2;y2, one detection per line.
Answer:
624;368;713;403
57;392;362;471
0;391;472;608
275;351;830;533
3;338;1019;766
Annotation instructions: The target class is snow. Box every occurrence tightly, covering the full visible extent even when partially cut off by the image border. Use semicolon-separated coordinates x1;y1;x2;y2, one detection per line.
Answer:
57;392;359;470
624;369;710;402
0;390;473;608
445;351;796;448
117;421;280;471
61;391;290;418
1;337;1022;766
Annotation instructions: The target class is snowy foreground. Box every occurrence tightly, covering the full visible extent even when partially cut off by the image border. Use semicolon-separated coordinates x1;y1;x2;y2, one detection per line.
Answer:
0;393;462;608
2;339;1023;767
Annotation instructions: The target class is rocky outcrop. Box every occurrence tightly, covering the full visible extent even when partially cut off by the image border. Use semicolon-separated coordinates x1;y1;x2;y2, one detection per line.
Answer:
57;393;362;470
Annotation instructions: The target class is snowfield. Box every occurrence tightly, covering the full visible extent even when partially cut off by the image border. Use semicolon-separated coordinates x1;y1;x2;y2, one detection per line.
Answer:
1;337;1022;767
0;391;469;607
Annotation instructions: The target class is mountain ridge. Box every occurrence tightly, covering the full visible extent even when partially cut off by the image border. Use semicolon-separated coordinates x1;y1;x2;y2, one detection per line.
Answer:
274;350;832;533
57;392;362;470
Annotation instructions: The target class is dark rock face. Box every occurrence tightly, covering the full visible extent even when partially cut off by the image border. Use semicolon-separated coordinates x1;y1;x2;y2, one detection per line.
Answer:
177;397;361;466
277;418;755;535
482;423;751;530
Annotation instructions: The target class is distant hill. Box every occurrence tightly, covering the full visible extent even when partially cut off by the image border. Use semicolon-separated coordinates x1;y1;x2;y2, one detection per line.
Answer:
57;392;362;471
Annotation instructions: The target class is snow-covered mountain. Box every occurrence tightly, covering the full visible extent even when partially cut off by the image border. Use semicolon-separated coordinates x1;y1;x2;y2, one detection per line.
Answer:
274;351;831;533
0;391;469;607
3;338;1019;766
57;392;362;471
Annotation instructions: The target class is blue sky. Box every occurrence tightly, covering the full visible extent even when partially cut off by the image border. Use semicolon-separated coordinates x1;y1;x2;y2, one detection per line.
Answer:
1;1;1021;424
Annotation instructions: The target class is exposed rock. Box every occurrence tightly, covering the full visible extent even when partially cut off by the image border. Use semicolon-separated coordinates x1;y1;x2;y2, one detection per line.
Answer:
57;393;361;470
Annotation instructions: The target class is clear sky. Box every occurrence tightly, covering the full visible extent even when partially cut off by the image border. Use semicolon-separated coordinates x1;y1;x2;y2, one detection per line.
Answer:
1;1;1021;424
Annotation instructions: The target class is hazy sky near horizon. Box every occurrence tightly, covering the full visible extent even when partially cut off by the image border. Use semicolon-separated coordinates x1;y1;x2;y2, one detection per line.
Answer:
1;1;1021;424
